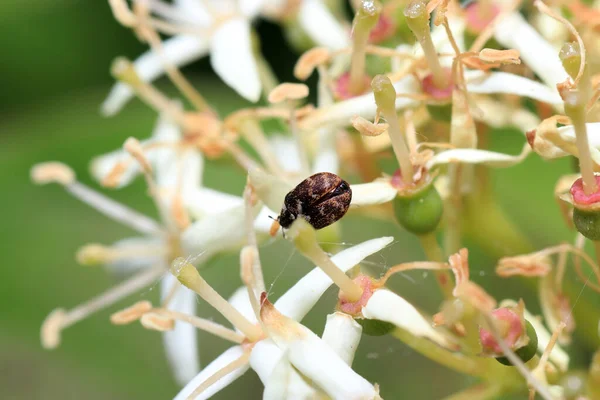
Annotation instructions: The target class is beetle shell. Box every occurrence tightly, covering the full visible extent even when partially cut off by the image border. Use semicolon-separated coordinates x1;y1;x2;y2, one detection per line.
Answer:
278;172;352;230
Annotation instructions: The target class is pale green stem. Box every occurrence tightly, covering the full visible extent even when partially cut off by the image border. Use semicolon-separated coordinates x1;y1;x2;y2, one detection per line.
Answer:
391;327;487;377
405;1;448;89
419;232;453;298
443;383;502;400
349;0;382;95
372;75;414;182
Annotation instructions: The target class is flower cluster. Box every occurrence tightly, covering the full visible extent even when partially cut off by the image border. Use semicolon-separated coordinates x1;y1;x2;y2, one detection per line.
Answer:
33;0;600;399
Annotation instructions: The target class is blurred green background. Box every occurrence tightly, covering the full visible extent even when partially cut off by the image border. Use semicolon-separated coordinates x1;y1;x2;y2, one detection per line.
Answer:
1;1;598;399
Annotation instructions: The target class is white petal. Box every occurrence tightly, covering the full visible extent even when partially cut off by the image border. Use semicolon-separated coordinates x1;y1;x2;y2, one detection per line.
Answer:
275;236;394;321
426;144;530;169
250;339;283;383
262;352;321;400
254;205;279;234
210;18;261;102
184;188;244;219
321;312;362;366
173;346;248;400
181;204;257;259
299;76;419;131
102;35;209;116
105;237;165;275
363;289;453;348
90;148;142;189
228;286;258;325
311;128;339;174
269;135;302;173
465;71;563;105
161;274;200;386
156;147;204;198
350;181;397;207
548;123;600;164
174;0;213;25
472;97;540;132
270;320;377;400
494;12;569;89
238;0;265;18
297;0;350;50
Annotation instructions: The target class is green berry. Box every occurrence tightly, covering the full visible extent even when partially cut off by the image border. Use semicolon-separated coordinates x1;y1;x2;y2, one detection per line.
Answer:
426;103;452;122
495;319;538;366
573;207;600;240
355;318;395;336
393;182;443;235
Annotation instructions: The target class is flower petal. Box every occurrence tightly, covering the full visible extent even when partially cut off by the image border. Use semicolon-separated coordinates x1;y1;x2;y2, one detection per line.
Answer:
210;18;261;102
105;237;165;275
321;312;362;366
91;114;182;189
228;286;258;325
181;203;260;260
350;180;397;207
238;0;266;18
173;345;248;400
173;0;213;25
494;12;569;89
363;289;454;348
426;144;530;169
261;300;378;400
161;274;200;386
269;135;302;173
250;339;283;383
262;352;322;400
155;147;204;200
311;128;339;174
102;35;209;116
297;0;350;50
275;236;394;321
465;71;563;105
299;76;419;131
544;123;600;164
184;188;244;219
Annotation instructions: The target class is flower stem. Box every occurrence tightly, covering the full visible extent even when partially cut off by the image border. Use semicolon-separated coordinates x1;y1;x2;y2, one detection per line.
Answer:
349;0;382;95
372;75;414;183
171;259;262;341
419;232;453;298
405;0;448;89
564;91;597;195
288;219;363;302
560;42;597;195
391;327;487;377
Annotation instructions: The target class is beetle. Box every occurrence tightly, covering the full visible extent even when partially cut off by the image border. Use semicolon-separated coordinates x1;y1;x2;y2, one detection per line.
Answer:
276;172;352;231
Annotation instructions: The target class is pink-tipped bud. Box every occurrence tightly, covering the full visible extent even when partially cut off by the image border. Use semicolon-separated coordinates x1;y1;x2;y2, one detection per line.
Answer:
421;68;454;100
334;72;371;100
464;3;500;34
570;176;600;206
369;14;395;43
479;308;525;355
338;276;375;315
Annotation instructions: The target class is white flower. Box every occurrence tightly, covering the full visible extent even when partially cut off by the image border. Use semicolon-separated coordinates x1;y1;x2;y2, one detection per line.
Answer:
494;11;569;90
173;236;393;399
103;0;266;115
31;116;277;386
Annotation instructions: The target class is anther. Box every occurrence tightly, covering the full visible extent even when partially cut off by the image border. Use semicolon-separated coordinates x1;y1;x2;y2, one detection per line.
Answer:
31;162;75;186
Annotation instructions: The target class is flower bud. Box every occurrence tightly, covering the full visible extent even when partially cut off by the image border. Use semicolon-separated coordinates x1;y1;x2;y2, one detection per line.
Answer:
494;319;538;366
570;176;600;240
